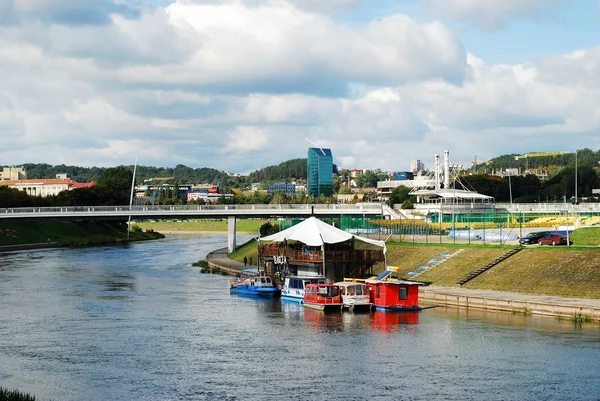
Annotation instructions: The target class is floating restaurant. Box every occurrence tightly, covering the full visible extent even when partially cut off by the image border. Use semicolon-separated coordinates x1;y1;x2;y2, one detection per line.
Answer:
257;216;387;283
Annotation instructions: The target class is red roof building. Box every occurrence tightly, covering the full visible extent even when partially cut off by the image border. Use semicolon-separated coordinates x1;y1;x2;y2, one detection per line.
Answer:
0;178;96;197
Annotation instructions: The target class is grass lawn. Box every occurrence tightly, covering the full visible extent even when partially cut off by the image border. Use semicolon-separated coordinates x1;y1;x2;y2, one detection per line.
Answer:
568;227;600;246
134;218;274;233
465;248;600;299
228;238;260;264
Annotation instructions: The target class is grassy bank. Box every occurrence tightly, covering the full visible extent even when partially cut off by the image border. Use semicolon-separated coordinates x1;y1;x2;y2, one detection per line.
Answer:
0;220;164;248
134;219;273;233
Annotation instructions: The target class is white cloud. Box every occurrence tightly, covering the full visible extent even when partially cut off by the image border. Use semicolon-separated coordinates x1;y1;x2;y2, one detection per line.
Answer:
175;0;358;15
223;126;268;153
423;0;571;30
0;0;598;174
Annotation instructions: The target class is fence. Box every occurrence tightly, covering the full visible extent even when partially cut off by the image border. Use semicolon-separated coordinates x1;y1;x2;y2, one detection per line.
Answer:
277;211;600;245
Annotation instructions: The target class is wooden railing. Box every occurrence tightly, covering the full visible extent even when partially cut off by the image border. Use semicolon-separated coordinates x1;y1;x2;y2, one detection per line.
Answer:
259;245;384;264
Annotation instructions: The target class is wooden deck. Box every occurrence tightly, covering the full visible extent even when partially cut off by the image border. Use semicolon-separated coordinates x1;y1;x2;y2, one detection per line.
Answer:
259;245;384;264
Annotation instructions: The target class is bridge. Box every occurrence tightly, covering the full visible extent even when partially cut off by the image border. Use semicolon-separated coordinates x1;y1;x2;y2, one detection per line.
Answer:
3;202;600;252
0;203;395;252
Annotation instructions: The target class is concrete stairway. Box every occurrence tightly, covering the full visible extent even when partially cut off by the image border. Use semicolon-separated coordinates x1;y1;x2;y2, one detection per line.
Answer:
456;248;522;286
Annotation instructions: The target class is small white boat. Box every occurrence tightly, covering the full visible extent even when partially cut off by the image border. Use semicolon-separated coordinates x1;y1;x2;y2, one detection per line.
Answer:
335;281;373;312
280;276;326;302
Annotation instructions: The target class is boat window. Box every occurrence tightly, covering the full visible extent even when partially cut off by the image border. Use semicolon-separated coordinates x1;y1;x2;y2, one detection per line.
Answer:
306;287;314;296
347;286;356;296
316;286;339;297
399;287;408;300
376;286;380;299
260;277;267;283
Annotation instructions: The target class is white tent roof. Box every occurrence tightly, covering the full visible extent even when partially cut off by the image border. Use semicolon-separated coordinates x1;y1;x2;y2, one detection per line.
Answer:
260;216;386;253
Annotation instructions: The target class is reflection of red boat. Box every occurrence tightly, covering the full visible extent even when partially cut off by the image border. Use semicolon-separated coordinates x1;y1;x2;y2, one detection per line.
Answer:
371;311;419;331
366;270;423;312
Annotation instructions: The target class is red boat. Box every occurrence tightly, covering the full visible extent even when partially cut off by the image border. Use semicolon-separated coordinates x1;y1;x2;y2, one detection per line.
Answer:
301;283;343;312
366;270;423;312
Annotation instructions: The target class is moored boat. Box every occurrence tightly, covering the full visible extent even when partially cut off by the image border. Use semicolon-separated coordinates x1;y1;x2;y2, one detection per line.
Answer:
365;270;423;312
301;283;342;311
230;274;281;298
335;281;373;312
280;276;326;302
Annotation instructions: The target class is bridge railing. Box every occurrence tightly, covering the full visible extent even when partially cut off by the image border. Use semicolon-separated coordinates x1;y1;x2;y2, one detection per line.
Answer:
0;203;386;215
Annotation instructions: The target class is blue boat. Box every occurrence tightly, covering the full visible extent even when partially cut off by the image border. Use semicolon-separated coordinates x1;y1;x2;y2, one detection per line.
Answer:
230;274;281;298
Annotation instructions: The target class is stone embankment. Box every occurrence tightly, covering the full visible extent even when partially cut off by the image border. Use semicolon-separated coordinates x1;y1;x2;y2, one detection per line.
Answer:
420;286;600;322
0;242;60;252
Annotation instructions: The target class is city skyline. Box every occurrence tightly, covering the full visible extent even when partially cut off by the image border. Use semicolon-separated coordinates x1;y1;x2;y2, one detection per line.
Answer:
0;0;598;173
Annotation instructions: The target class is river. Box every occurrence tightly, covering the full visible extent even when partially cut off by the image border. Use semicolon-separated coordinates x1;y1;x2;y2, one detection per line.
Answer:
1;235;599;401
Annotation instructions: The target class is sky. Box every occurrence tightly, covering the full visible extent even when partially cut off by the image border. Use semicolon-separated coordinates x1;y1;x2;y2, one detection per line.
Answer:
0;0;599;173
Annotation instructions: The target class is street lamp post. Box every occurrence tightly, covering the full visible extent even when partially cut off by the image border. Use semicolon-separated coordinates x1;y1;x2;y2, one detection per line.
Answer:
575;150;578;204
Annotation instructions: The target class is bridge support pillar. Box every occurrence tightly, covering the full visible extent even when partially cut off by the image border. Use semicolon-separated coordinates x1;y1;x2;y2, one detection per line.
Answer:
227;216;236;253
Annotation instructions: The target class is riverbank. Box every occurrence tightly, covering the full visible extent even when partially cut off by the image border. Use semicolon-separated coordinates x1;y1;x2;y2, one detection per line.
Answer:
203;239;600;322
134;219;272;234
0;220;164;251
420;286;600;322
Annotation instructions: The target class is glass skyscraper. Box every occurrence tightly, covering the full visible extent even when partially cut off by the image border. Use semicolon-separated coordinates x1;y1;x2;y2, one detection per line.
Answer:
307;147;333;197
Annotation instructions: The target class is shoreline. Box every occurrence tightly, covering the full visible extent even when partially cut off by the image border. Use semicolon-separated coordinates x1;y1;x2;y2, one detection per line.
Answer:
205;247;600;323
160;230;256;235
420;286;600;322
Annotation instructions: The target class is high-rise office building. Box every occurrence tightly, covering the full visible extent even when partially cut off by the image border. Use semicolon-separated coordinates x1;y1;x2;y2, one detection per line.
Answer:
411;159;425;174
307;147;333;197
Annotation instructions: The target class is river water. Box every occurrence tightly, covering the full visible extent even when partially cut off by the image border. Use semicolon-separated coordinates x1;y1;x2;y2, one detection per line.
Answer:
1;235;599;401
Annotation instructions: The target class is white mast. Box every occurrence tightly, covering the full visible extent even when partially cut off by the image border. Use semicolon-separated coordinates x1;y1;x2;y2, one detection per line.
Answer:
434;154;440;190
444;150;450;189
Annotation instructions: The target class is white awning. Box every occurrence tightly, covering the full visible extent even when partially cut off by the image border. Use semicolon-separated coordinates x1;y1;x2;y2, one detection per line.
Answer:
260;216;386;253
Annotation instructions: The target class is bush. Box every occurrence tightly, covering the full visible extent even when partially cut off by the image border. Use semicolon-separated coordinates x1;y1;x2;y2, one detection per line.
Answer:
401;200;414;209
130;224;142;233
0;387;36;401
259;221;280;236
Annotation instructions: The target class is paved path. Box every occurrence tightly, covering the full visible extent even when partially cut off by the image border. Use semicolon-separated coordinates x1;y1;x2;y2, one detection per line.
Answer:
206;247;260;273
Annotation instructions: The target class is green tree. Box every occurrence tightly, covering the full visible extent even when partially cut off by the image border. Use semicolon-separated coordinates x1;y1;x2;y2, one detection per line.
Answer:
387;185;413;207
96;166;133;205
354;170;386;188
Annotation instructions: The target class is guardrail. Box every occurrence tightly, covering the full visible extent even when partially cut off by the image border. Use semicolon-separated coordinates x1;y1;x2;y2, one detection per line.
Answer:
0;203;388;219
395;202;600;214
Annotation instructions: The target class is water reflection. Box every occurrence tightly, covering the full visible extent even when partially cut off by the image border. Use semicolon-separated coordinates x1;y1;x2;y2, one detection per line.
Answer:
370;311;419;332
2;238;600;401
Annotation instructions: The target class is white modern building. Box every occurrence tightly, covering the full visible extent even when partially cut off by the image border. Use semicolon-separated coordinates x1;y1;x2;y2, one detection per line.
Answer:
378;150;494;215
377;175;436;201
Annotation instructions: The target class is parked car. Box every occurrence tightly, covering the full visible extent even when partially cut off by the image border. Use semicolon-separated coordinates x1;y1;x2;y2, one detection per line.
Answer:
538;234;572;246
519;231;550;245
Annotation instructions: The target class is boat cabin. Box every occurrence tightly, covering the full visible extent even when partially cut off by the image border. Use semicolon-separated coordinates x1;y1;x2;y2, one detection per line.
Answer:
248;276;274;287
280;276;327;302
302;284;342;311
365;271;423;311
335;281;372;311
